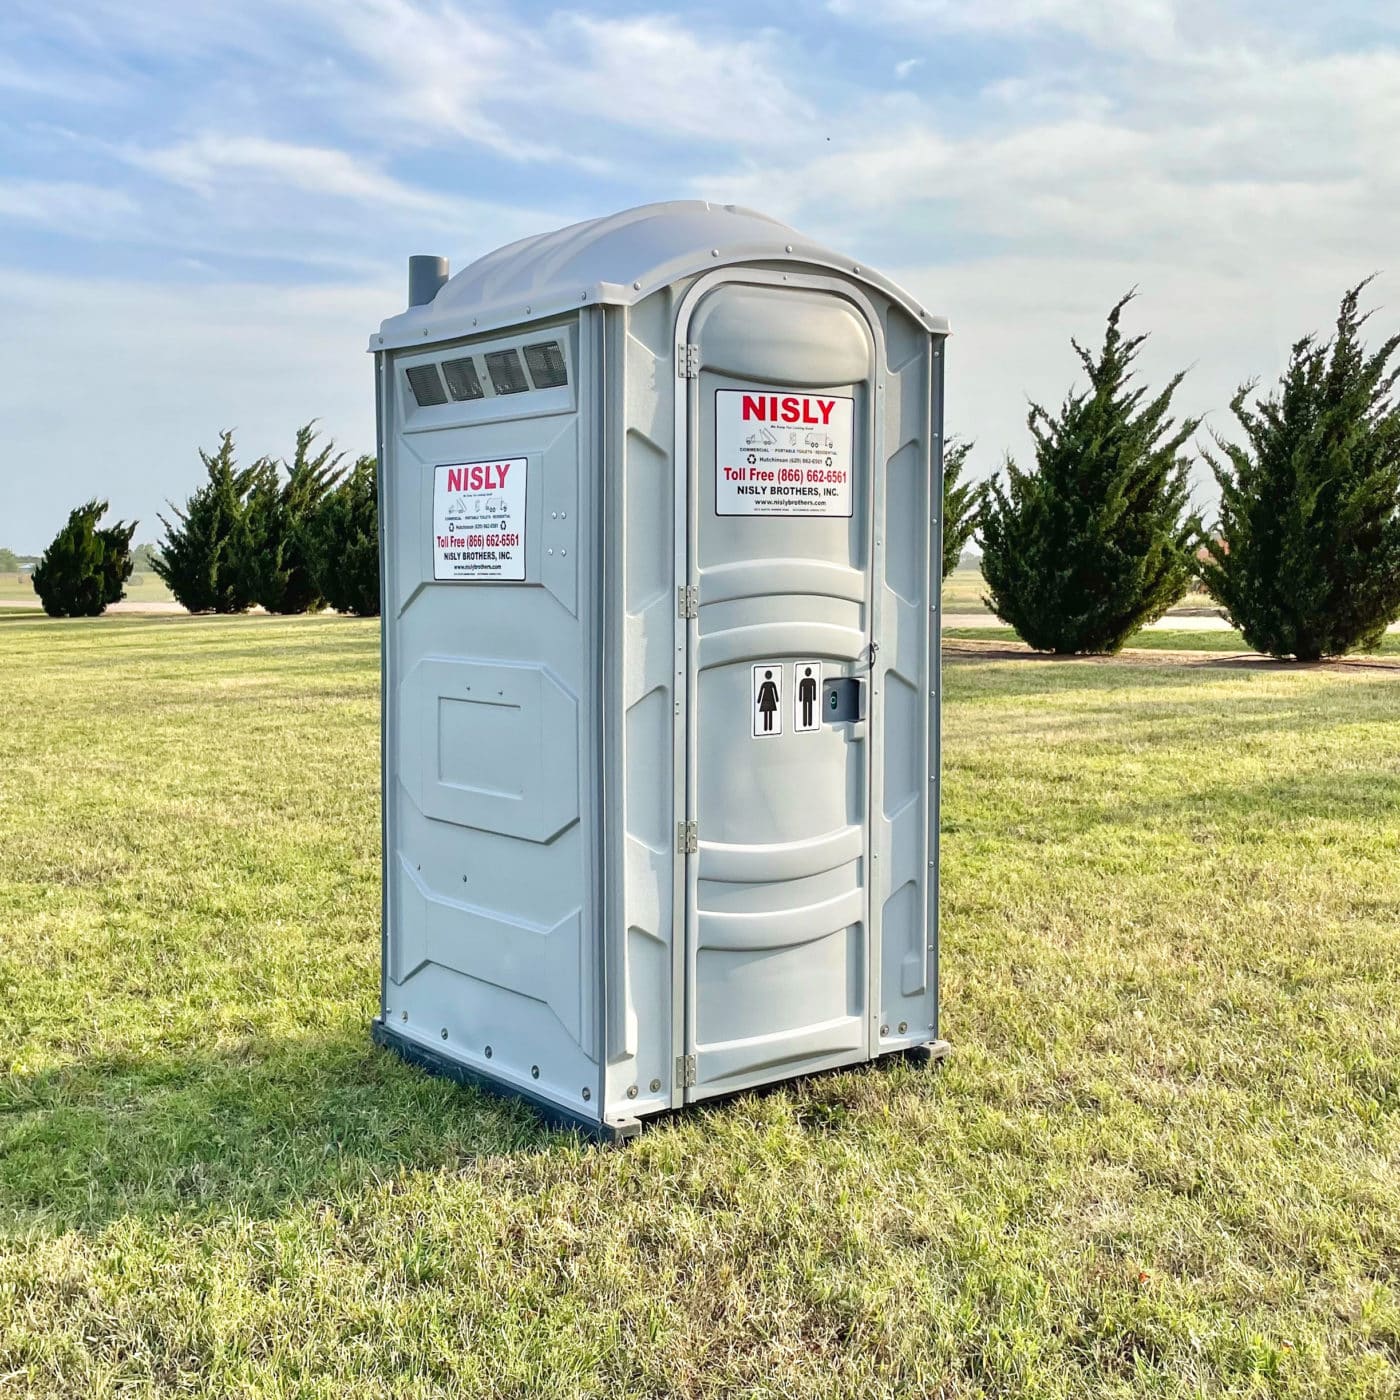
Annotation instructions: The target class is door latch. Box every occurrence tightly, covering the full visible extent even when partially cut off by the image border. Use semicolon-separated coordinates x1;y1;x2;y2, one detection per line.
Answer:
823;677;866;723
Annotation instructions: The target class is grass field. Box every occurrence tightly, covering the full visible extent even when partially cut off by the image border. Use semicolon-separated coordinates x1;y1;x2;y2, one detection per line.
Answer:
0;571;173;603
941;561;991;613
1;615;1397;1397
944;626;1400;656
941;563;1231;623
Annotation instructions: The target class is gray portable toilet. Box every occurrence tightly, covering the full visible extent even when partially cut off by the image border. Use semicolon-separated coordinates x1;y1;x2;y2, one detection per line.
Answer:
370;201;948;1140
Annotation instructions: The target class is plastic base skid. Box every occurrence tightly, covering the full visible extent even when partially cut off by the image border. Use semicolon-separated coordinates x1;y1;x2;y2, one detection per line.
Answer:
370;1019;642;1144
891;1039;952;1068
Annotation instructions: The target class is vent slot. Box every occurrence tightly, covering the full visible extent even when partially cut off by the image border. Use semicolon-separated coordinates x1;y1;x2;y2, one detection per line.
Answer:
441;356;484;401
523;340;568;389
485;349;529;395
405;364;447;407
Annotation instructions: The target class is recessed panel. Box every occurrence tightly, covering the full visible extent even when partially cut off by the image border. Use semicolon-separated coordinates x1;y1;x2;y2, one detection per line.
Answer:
882;671;918;813
883;439;924;604
438;696;524;798
399;657;578;843
697;924;860;1046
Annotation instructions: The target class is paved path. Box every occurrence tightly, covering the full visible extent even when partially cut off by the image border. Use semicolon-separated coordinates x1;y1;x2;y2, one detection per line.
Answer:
942;611;1236;631
1;598;191;614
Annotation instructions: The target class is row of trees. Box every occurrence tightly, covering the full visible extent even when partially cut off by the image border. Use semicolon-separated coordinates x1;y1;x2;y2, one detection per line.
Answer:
939;282;1400;660
33;285;1399;657
155;425;379;616
32;425;380;618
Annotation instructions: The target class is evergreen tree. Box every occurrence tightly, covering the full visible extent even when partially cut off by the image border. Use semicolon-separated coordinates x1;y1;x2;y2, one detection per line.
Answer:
238;455;282;608
96;515;138;606
244;422;346;614
941;438;978;580
302;455;381;616
1197;282;1400;659
979;294;1198;653
152;431;261;613
32;500;136;617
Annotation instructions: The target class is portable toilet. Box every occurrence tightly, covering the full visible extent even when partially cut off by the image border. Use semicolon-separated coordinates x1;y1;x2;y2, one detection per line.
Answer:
370;201;948;1140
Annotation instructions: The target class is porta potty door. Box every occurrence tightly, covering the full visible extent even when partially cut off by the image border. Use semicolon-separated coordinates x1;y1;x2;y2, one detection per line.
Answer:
682;278;878;1100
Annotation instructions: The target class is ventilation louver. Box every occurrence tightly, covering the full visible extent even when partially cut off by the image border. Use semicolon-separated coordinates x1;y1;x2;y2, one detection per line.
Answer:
485;349;529;395
405;364;447;407
523;340;568;389
442;357;484;401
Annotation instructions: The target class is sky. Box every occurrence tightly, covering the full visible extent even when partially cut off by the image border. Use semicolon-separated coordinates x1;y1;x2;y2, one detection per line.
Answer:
2;0;1399;551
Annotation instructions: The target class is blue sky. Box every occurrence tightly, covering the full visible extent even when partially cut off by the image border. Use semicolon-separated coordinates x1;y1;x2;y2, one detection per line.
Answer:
3;0;1398;549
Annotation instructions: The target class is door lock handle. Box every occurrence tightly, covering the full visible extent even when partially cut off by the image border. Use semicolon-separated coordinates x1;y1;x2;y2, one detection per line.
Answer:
823;676;866;723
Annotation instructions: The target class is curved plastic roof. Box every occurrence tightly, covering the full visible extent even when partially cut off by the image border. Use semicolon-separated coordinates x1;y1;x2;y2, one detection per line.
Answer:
373;200;946;349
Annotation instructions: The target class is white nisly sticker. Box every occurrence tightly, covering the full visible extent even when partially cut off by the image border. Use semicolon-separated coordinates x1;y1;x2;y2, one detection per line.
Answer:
716;389;854;517
433;459;527;581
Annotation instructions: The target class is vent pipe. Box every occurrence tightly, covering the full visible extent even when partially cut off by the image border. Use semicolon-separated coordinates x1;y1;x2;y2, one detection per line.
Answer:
408;255;449;308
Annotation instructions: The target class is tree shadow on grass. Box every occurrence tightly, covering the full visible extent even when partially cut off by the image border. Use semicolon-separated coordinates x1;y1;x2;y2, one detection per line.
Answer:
0;1024;568;1235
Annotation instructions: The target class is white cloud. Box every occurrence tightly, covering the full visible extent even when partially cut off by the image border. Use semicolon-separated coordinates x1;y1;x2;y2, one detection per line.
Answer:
895;57;924;79
557;15;811;145
828;0;1184;54
0;56;128;104
121;135;463;214
0;179;138;231
695;23;1400;503
306;0;810;156
300;0;562;162
701;32;1400;263
13;133;565;278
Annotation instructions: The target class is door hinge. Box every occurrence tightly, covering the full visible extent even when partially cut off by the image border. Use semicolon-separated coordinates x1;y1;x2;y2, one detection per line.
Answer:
676;1053;697;1088
678;343;700;378
677;584;698;619
676;820;698;854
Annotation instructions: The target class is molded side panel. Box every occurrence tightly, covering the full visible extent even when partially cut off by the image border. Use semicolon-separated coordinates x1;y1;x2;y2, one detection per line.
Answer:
381;314;603;1126
601;289;683;1120
873;301;938;1044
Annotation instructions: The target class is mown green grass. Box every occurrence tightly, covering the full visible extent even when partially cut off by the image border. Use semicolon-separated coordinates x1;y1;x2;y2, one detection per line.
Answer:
944;625;1400;656
941;563;1268;626
941;562;991;613
1;615;1397;1398
0;570;172;603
